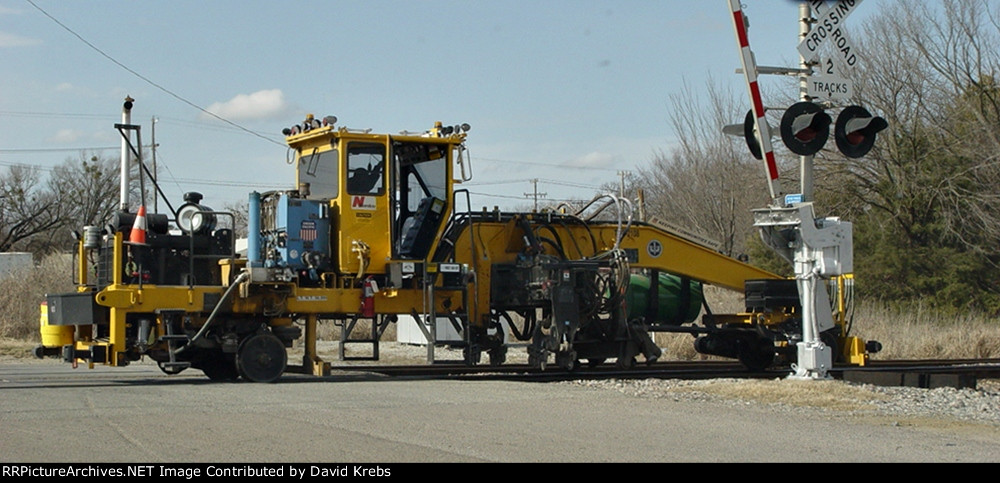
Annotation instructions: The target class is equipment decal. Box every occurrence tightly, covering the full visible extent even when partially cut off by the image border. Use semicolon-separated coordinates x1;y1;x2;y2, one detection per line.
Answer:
646;239;663;258
351;196;376;210
297;295;328;302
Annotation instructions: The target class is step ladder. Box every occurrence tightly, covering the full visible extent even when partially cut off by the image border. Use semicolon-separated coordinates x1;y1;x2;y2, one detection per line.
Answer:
339;314;393;361
408;261;473;365
156;309;192;373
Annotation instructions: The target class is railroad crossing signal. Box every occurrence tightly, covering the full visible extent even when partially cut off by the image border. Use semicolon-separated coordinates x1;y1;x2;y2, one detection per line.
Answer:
741;109;765;160
730;103;886;159
780;101;831;156
834;105;888;158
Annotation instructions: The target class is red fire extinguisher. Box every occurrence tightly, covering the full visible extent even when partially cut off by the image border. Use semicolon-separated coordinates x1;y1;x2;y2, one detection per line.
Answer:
360;277;378;318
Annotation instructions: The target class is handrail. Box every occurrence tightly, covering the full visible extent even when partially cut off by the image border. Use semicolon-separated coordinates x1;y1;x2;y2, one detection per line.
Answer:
187;211;237;289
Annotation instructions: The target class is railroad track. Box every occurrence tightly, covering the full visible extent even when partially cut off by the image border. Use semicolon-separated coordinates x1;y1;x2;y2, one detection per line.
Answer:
321;358;1000;388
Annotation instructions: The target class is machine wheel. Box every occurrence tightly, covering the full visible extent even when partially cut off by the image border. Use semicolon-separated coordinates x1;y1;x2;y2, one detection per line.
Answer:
555;350;577;371
528;348;547;370
236;333;287;383
200;353;240;382
488;346;507;367
820;329;843;364
463;346;483;367
157;362;187;375
616;341;639;369
737;336;775;372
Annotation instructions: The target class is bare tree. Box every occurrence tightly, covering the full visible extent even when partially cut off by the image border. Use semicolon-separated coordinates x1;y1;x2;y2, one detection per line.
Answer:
803;0;1000;311
50;153;122;226
219;200;249;238
0;165;64;252
633;76;772;258
833;0;1000;256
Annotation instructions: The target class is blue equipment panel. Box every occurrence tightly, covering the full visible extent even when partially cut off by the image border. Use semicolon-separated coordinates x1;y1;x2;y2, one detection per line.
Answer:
273;195;330;269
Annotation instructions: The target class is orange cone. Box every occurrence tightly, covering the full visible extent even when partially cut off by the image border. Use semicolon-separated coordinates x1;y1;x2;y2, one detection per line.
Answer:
130;205;147;244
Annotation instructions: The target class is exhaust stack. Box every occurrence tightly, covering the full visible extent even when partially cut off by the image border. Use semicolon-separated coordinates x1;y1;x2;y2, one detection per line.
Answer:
120;97;134;211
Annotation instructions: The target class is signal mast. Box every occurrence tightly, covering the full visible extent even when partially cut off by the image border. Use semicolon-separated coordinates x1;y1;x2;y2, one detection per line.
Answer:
726;0;885;380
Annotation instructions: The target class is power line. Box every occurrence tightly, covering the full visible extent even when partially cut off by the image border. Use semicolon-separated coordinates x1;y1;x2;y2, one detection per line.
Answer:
474;156;620;172
464;178;535;187
467;190;580;204
536;178;602;190
0;110;112;120
0;146;141;153
0;158;279;190
524;178;547;211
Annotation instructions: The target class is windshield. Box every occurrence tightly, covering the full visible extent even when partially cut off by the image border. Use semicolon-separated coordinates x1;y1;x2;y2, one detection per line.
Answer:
296;148;338;200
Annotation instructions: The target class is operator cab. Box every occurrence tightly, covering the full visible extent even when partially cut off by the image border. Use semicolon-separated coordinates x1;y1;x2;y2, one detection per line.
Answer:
264;115;469;284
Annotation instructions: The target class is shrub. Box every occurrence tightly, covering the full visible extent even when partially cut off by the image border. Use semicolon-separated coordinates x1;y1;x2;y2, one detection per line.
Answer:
0;253;75;341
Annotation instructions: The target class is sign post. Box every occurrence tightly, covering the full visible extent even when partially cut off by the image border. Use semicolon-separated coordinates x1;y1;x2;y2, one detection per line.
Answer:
727;1;871;381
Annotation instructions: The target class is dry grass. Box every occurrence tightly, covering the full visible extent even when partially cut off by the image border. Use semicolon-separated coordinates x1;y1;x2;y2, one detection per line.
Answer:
653;284;1000;361
0;337;37;358
670;378;892;410
0;254;75;340
852;303;1000;359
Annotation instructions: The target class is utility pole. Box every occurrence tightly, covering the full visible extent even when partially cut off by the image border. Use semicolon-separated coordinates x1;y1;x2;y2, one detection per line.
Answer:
524;179;546;212
799;2;814;203
617;170;629;197
151;116;159;213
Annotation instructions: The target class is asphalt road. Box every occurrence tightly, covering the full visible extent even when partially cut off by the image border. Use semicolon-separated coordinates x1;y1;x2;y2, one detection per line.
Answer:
2;361;999;463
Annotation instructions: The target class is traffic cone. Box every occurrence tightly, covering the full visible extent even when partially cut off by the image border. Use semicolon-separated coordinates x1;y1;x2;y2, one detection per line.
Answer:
129;205;147;244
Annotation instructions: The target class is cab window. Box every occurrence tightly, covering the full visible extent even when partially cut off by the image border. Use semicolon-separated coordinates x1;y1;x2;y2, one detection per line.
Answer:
347;143;385;195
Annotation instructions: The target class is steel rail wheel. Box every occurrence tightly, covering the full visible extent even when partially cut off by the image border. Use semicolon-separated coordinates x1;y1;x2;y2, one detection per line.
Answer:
236;333;287;383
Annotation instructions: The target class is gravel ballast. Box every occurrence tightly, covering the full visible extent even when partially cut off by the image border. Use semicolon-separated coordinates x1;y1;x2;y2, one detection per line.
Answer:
570;377;1000;427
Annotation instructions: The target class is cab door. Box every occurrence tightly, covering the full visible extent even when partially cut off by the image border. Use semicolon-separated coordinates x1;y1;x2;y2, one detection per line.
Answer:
337;137;391;275
390;139;451;260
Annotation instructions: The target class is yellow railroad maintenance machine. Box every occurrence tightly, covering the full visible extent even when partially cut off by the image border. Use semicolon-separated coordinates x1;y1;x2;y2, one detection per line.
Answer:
36;100;879;382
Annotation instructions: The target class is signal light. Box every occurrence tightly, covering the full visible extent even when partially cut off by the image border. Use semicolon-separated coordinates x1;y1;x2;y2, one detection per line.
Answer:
724;110;773;160
743;109;762;160
780;101;831;156
729;103;887;161
835;105;888;158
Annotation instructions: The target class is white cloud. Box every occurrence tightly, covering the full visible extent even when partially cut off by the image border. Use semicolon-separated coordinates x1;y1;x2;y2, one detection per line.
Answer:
55;82;74;92
202;89;291;121
0;31;40;48
564;151;616;169
49;129;84;144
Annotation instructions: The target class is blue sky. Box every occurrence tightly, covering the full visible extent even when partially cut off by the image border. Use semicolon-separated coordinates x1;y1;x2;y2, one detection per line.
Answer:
0;0;876;212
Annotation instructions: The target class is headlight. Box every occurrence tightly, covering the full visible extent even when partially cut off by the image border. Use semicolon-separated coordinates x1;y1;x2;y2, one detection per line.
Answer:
176;192;216;235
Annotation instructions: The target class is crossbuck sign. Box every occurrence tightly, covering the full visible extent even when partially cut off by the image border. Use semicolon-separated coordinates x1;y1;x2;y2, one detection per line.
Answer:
797;0;863;73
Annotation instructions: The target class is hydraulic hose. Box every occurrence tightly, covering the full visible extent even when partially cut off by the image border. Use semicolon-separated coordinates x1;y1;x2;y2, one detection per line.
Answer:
175;271;250;354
